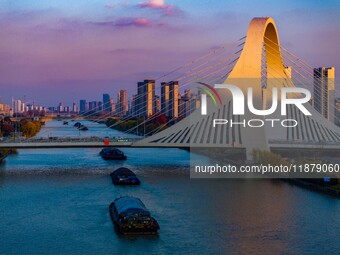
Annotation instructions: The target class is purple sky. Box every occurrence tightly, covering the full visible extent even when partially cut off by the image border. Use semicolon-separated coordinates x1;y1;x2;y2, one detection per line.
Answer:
0;0;339;106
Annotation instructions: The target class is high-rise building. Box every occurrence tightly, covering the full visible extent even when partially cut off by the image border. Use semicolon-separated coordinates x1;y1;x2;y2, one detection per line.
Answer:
161;81;178;118
190;92;201;115
137;80;155;117
79;100;87;113
0;103;11;116
57;102;63;113
161;82;170;116
98;101;103;112
154;95;161;114
103;93;111;112
168;81;179;118
130;94;138;116
183;89;191;101
313;67;335;123
89;101;100;112
117;90;128;116
26;104;32;111
13;99;23;114
72;102;77;113
178;90;192;118
88;101;94;112
178;96;186;117
111;101;116;114
4;104;12;116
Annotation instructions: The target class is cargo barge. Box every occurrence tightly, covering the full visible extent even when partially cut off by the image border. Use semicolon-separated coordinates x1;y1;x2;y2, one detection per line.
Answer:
110;168;140;185
109;196;159;235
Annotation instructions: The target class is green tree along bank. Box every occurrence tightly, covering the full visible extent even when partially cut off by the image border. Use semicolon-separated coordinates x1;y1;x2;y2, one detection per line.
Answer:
0;118;42;138
21;121;42;138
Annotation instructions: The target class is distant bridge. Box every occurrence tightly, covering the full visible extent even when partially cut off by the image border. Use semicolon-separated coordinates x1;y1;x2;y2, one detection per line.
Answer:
0;137;139;149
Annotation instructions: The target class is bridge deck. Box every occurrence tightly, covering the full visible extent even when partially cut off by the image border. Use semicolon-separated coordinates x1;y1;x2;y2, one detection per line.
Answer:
0;138;339;150
0;142;134;149
0;137;139;149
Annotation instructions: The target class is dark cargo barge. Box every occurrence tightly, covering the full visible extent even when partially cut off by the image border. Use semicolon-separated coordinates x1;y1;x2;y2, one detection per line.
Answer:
110;167;140;185
109;196;159;235
100;148;127;160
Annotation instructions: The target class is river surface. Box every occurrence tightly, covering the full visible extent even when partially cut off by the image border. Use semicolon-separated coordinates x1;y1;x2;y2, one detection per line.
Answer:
0;120;339;255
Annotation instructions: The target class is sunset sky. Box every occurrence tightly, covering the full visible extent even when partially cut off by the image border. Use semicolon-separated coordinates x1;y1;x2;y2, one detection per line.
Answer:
0;0;339;106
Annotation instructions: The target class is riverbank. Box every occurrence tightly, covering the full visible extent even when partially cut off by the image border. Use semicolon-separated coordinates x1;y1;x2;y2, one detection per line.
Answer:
283;178;340;198
105;116;167;136
0;149;17;164
0;118;43;138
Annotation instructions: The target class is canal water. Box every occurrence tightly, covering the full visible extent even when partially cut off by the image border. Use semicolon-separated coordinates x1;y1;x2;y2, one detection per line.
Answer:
0;121;339;255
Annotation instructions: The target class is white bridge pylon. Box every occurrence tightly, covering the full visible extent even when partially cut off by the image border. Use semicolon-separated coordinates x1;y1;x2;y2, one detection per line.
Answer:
133;17;340;159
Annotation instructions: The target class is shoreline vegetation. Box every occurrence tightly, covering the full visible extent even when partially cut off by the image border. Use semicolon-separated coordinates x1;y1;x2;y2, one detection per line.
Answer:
105;114;168;136
20;120;42;138
0;149;17;163
0;117;43;163
0;117;43;139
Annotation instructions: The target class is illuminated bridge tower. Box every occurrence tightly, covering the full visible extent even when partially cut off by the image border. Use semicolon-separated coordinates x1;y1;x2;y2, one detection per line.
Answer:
134;17;340;160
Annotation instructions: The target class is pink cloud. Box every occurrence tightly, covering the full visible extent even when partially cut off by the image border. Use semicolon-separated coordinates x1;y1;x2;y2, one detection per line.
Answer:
139;0;170;9
138;0;179;16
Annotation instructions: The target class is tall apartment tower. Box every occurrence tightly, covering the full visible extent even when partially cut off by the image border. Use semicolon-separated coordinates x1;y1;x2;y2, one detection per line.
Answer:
137;80;155;117
102;93;111;112
13;100;23;114
130;94;138;116
313;67;335;123
178;89;192;117
117;90;128;116
88;101;97;112
161;81;179;118
79;100;88;113
169;81;179;118
154;95;161;114
58;102;63;113
72;102;77;113
161;82;170;116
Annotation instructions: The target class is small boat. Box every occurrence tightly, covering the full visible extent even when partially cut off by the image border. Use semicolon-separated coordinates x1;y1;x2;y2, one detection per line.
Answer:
109;196;159;235
74;122;81;128
78;125;88;131
63;121;69;125
100;148;127;160
110;167;140;185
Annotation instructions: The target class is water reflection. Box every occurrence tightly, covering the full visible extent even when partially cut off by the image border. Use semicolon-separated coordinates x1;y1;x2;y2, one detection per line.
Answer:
0;121;339;255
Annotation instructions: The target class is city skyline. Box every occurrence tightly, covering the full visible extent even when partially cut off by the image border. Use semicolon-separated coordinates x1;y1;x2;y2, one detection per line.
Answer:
0;0;339;105
2;71;340;122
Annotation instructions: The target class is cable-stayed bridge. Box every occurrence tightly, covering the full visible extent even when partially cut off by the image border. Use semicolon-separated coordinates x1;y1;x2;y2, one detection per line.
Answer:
1;17;340;159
